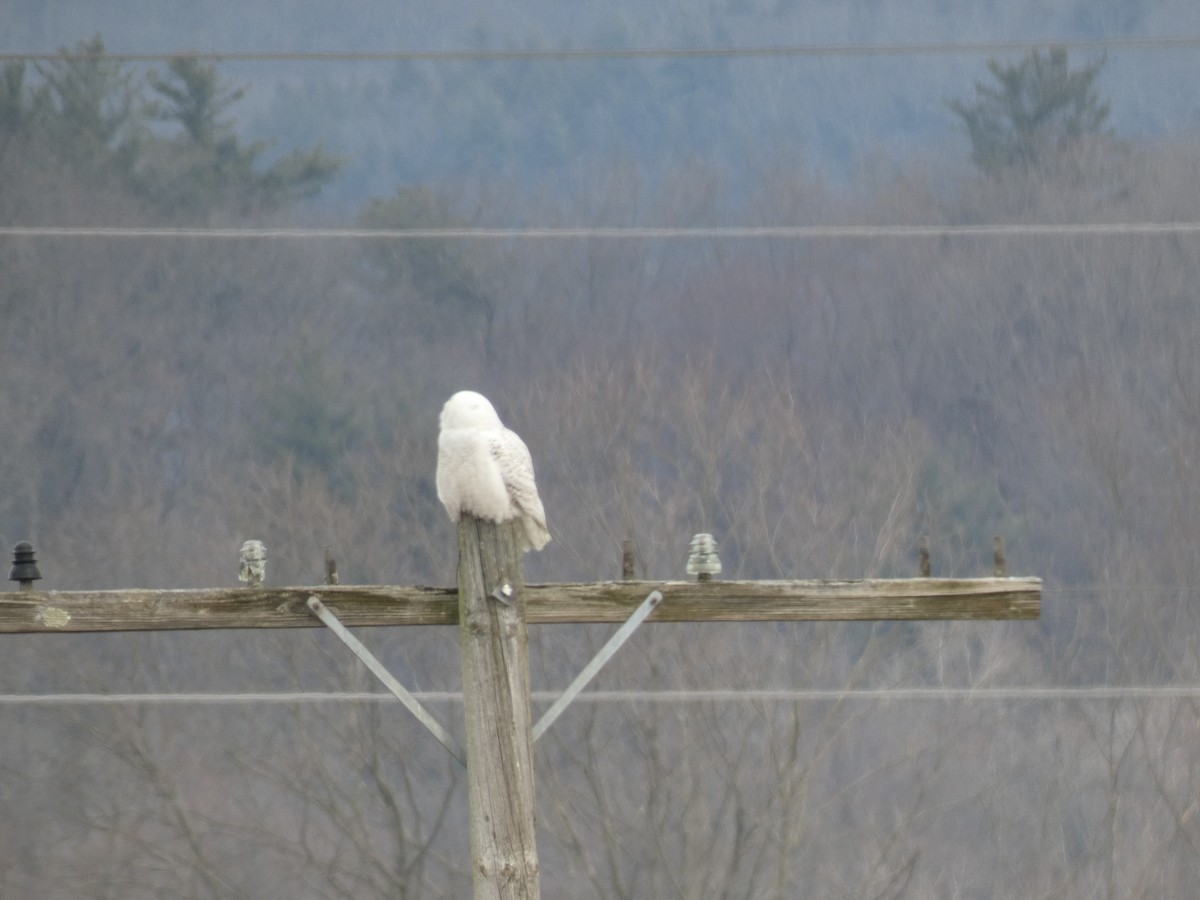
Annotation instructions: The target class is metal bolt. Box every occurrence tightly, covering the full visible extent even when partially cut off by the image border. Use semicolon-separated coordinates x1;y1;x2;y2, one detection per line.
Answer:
686;533;722;581
9;541;42;590
324;546;339;585
622;539;637;581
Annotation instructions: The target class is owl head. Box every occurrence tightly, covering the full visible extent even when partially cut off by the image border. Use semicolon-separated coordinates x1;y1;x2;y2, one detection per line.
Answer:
440;390;504;431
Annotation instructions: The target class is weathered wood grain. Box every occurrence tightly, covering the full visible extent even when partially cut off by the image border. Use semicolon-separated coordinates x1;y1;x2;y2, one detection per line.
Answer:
0;577;1040;633
457;517;540;900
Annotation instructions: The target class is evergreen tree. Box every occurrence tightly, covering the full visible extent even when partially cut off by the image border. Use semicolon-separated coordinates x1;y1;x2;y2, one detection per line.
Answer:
949;47;1110;174
357;187;495;352
1;37;340;217
33;35;148;181
254;344;361;496
0;61;29;134
146;57;341;216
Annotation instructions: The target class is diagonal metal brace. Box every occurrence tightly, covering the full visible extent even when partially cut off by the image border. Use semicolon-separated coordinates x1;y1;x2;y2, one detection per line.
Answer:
307;596;466;766
533;589;663;742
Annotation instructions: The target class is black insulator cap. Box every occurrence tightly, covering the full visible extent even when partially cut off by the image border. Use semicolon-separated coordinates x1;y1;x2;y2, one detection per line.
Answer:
9;541;42;584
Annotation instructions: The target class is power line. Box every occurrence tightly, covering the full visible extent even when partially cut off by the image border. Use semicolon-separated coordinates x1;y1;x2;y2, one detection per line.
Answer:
3;222;1200;241
3;686;1200;706
3;36;1200;64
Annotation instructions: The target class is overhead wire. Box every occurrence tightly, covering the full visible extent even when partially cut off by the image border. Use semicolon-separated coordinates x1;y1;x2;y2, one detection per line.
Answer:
3;223;1200;240
3;686;1200;706
3;36;1200;63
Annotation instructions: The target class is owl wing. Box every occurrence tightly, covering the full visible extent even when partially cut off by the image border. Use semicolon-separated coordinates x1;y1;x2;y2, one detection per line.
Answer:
490;428;551;551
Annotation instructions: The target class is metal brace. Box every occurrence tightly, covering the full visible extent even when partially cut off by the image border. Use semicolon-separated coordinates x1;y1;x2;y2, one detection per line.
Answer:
306;588;663;759
307;596;466;766
532;589;663;742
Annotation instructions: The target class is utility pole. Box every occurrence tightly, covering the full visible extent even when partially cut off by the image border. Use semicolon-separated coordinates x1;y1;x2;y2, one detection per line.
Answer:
0;537;1039;900
456;518;539;900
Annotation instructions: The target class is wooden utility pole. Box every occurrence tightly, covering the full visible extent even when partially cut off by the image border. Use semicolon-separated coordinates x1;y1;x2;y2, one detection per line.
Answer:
1;538;1040;900
456;518;539;900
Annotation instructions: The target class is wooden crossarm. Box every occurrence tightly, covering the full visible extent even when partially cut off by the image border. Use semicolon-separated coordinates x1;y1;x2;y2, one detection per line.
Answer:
0;577;1039;633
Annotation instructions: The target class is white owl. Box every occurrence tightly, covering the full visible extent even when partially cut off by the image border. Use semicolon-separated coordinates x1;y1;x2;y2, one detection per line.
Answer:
436;390;551;552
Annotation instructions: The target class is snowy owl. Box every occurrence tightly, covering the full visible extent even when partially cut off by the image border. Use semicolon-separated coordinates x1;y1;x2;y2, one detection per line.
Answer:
436;391;551;552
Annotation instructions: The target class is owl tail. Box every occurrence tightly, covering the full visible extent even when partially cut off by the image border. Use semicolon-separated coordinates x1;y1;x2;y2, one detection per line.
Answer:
520;516;551;553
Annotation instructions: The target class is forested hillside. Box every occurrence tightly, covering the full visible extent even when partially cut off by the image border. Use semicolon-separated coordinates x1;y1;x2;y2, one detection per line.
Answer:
5;0;1200;205
2;9;1200;898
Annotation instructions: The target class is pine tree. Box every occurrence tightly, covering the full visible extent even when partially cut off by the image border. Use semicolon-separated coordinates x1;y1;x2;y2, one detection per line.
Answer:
949;47;1110;175
146;57;341;216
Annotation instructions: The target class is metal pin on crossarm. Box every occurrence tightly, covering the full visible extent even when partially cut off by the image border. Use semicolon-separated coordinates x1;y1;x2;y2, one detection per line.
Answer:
324;546;339;585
